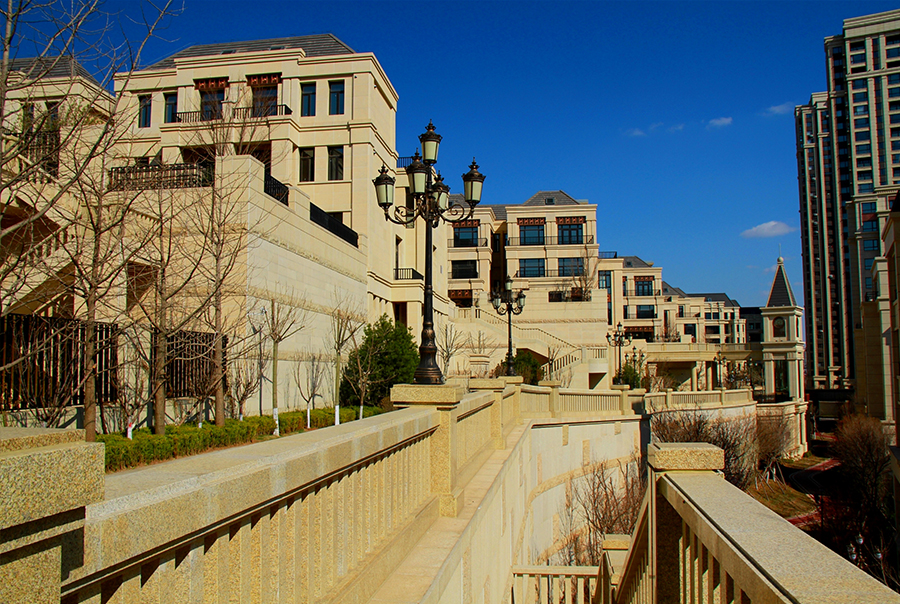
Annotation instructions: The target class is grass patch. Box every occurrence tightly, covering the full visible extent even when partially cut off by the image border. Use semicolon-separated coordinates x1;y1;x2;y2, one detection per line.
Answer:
779;452;829;470
747;478;817;519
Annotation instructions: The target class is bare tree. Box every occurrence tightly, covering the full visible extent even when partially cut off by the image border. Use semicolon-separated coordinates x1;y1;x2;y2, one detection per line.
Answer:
568;243;599;302
328;292;363;425
435;319;466;376
345;321;391;421
262;296;308;435
228;357;262;420
757;413;791;482
546;343;564;380
294;350;326;429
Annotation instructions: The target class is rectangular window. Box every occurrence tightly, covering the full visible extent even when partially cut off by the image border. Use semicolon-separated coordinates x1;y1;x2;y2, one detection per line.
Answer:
852;79;867;90
857;144;872;154
892;114;900;125
558;257;583;277
889;48;900;59
850;41;865;51
451;260;477;279
860;183;875;193
857;157;872;167
862;220;878;231
888;35;900;47
557;223;583;244
854;105;869;115
329;81;344;115
890;87;900;98
327;146;343;180
298;147;314;182
864;239;880;251
164;93;178;123
865;258;874;270
635;280;654;296
301;83;316;116
518;258;545;278
520;224;545;245
865;277;874;289
856;130;871;141
252;85;278;117
598;270;611;290
200;89;224;121
858;170;874;180
855;117;870;128
636;305;655;319
861;201;877;213
138;95;151;128
853;92;869;102
851;53;867;64
453;226;478;247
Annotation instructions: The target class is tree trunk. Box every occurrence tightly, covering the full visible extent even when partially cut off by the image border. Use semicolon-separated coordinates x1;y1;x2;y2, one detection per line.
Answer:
153;330;167;435
213;288;224;426
272;338;279;436
83;293;97;441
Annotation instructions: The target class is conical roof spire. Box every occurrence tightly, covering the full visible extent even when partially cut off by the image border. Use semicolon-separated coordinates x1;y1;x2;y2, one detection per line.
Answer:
766;257;797;307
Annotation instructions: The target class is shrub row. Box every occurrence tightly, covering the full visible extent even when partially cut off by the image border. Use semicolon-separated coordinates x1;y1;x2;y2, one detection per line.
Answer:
97;406;384;473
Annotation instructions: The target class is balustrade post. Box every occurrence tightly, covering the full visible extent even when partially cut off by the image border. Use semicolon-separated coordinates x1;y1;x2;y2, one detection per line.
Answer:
539;379;561;418
390;384;464;516
718;387;726;405
470;378;508;448
611;384;632;415
665;388;673;409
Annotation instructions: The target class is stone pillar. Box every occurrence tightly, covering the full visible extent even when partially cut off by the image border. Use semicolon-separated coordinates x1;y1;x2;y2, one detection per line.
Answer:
539;380;561;417
691;363;700;391
470;378;507;449
647;443;725;603
611;384;633;415
390;384;464;517
0;428;105;604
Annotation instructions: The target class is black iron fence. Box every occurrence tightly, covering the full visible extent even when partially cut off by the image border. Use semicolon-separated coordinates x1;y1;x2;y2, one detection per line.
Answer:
310;203;359;247
448;237;489;248
264;173;289;205
151;330;228;399
507;235;595;246
108;163;214;191
232;104;293;120
0;314;118;412
22;130;60;178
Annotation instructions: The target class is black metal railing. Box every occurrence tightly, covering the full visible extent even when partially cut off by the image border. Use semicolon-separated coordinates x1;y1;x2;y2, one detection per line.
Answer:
515;269;587;278
598;251;618;258
310;203;358;247
232;104;293;120
623;289;662;297
264;173;289;206
176;109;224;123
397;156;415;169
394;268;424;280
448;237;489;248
450;268;478;279
22;130;60;178
108;163;214;191
506;235;594;246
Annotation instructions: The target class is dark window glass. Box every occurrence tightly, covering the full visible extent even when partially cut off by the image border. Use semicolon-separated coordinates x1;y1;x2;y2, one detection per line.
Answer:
299;148;314;182
636;305;655;319
861;202;877;213
252;85;277;117
862;219;878;231
164;93;178;123
635;280;654;296
327;146;343;180
852;79;867;90
598;270;611;290
558;223;583;244
853;91;869;102
201;89;224;121
453;226;478;247
451;260;477;279
773;317;786;338
559;257;583;277
520;224;544;245
518;258;545;278
301;83;316;117
329;81;344;115
139;95;151;128
864;239;880;251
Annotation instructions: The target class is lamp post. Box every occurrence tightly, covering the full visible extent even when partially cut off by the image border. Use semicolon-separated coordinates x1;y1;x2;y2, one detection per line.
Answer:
373;121;485;384
626;345;645;372
607;321;631;383
715;351;725;388
491;275;526;376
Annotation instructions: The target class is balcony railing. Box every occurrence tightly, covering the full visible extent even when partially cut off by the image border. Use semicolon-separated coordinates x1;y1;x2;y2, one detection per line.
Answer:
397;156;415;169
176;109;223;123
394;268;424;280
598;251;618;258
507;235;594;246
623;288;661;297
108;163;214;191
309;202;358;248
232;104;293;120
515;269;587;278
448;237;488;248
263;173;289;206
22;130;60;178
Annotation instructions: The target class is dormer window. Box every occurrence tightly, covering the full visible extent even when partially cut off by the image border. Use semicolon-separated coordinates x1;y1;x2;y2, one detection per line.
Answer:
545;197;555;205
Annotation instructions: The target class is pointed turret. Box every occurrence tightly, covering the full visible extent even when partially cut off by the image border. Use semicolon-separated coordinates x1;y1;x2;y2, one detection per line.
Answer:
766;257;797;308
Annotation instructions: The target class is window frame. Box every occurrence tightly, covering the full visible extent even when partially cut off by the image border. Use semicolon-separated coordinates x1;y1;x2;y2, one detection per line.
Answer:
327;146;344;181
138;95;151;128
301;83;316;117
329;80;345;115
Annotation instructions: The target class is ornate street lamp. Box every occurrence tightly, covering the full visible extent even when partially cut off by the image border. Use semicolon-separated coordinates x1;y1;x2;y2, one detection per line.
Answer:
373;121;485;384
715;351;726;388
607;321;631;383
491;275;526;376
626;345;645;371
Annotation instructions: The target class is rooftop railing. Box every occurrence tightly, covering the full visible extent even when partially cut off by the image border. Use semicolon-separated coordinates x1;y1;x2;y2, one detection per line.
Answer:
507;235;595;246
309;202;358;247
263;173;289;206
515;268;587;278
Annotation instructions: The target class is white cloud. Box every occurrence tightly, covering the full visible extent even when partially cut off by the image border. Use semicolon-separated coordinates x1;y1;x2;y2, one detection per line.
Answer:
668;123;684;133
764;264;778;274
625;128;646;137
764;102;794;116
740;221;797;238
707;116;733;128
649;122;664;131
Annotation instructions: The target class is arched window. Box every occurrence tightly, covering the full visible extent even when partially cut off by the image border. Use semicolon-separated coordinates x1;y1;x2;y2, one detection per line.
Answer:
773;317;786;338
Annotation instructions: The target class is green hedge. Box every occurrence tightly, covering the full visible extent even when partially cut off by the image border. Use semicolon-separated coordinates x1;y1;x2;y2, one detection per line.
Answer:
98;406;385;472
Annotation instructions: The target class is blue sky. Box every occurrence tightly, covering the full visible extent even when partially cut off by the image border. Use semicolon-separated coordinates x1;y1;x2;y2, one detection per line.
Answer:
106;0;900;306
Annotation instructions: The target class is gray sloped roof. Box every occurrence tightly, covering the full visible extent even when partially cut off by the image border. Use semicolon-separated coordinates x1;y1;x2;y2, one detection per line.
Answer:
142;34;355;71
622;255;651;268
9;56;101;87
661;281;687;297
522;190;581;206
688;292;742;307
766;258;797;307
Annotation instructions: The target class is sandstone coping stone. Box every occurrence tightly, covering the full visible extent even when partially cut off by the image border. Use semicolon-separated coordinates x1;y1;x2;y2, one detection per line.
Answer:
538;380;561;387
499;376;524;385
468;378;506;390
391;384;464;406
0;430;104;532
648;442;724;472
0;427;84;452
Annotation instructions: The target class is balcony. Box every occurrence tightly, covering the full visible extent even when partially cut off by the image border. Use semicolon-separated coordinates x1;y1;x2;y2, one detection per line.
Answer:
232;104;293;120
397;156;415;169
598;251;618;258
448;237;488;248
309;202;358;247
515;269;586;278
22;130;60;179
263;173;289;206
108;163;214;191
393;268;423;280
623;288;661;297
174;105;293;124
507;235;594;246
